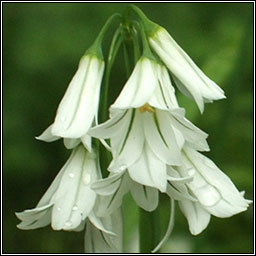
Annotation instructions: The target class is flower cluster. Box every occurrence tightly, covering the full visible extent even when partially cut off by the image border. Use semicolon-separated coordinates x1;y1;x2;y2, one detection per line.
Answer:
16;6;250;253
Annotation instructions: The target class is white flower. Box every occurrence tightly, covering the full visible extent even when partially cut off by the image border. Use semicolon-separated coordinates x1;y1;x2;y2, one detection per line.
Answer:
91;170;159;217
84;208;123;253
148;27;226;113
16;145;102;231
168;146;250;235
89;108;209;193
36;54;104;150
111;57;179;110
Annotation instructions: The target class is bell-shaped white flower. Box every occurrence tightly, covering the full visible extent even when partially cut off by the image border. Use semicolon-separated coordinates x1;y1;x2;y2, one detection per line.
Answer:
91;170;159;217
36;54;104;150
167;146;250;235
131;5;226;113
84;208;123;253
89;107;209;193
148;27;226;113
112;57;179;110
15;145;102;231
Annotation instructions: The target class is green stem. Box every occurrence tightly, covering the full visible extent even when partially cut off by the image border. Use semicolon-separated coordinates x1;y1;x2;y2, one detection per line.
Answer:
86;13;121;58
131;22;141;63
122;41;132;79
139;22;152;58
102;26;123;122
129;4;158;36
99;27;123;178
139;208;159;253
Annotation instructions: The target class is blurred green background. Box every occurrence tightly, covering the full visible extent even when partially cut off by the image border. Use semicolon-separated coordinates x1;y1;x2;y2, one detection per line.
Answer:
3;2;253;253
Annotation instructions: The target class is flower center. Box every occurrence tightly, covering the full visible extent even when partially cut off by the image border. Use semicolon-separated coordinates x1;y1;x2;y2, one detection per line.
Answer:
139;103;154;113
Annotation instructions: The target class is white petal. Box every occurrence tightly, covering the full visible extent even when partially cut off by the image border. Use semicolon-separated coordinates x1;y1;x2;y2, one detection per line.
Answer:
166;167;197;201
166;181;197;202
93;173;130;217
149;65;178;109
109;110;144;171
52;56;104;138
16;207;52;230
156;109;183;160
150;39;204;113
130;181;159;211
182;147;249;217
128;143;167;192
172;126;185;149
16;150;74;230
168;109;209;151
16;203;53;221
72;220;86;232
63;138;80;149
91;171;124;196
89;110;130;141
84;208;123;253
143;111;181;166
150;28;226;112
205;198;248;218
81;134;92;152
88;211;116;236
51;146;94;230
111;57;158;109
159;65;179;108
178;200;211;235
150;28;225;112
37;161;70;208
35;124;60;142
66;150;100;230
109;110;133;159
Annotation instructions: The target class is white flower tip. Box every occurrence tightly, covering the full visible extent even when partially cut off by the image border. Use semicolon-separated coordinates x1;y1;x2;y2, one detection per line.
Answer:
240;191;253;205
15;211;23;220
35;135;47;141
16;223;26;230
190;228;204;236
103;229;117;237
246;199;253;204
51;222;62;231
35;124;60;142
198;104;204;114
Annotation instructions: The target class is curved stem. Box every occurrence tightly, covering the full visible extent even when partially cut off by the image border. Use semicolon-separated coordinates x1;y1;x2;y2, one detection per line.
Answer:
152;199;175;253
86;13;121;58
131;22;141;63
102;26;123;122
99;26;123;178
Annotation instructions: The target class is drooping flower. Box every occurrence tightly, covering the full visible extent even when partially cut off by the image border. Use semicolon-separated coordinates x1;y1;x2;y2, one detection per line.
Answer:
36;53;104;150
16;145;102;231
84;208;123;253
131;5;226;113
167;146;251;235
89;107;209;193
111;57;178;110
91;170;159;217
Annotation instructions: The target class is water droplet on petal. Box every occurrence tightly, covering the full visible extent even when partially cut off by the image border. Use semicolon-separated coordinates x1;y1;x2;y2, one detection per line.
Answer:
69;173;75;178
72;205;78;211
119;165;126;171
188;168;195;176
83;174;91;185
65;221;72;227
195;185;221;207
60;116;66;122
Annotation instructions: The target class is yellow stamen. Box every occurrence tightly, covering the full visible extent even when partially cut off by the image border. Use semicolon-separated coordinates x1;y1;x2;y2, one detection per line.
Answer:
139;103;155;113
